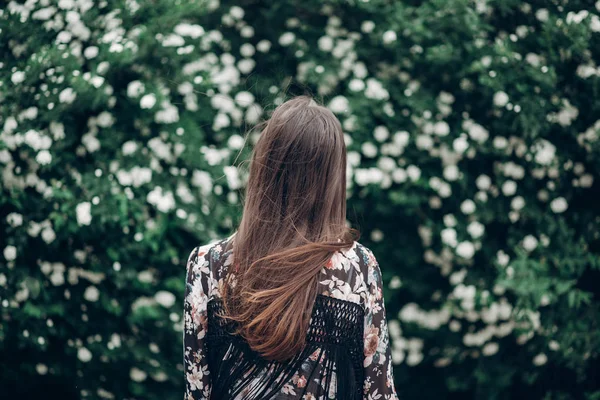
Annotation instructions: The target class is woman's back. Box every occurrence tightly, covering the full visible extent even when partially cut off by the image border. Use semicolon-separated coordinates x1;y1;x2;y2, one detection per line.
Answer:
183;234;399;399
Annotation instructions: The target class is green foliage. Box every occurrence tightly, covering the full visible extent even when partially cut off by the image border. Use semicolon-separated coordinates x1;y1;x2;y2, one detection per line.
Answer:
1;0;599;399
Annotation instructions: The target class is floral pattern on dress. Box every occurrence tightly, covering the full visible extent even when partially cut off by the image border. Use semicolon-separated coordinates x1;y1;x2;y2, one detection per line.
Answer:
183;234;399;399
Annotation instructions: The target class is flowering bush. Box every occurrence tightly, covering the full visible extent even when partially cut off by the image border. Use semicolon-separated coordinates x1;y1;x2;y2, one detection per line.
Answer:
1;0;600;399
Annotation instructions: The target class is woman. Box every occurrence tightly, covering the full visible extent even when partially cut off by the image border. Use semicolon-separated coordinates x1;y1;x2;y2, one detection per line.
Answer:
183;95;398;399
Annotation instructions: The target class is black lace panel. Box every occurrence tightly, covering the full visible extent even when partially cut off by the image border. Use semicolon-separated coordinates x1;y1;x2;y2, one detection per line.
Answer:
206;294;365;400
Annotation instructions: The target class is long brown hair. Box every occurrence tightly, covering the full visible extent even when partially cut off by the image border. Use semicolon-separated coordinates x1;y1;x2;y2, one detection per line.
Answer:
219;95;359;362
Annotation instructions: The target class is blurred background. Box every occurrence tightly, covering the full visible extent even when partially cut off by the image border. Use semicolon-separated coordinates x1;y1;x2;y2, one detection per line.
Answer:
1;0;600;399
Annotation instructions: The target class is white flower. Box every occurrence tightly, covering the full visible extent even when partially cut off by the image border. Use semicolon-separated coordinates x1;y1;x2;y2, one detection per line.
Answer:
511;196;525;210
406;165;421;181
174;23;205;38
496;250;510;267
58;0;76;9
493;91;509;107
96;112;114;128
137;271;153;284
364;78;389;100
122;141;138;155
533;353;547;366
227;134;245;150
453;136;469;153
127;80;145;98
76;202;92;226
370;229;384;242
59;88;77;104
192;170;213;195
234;91;255;107
353;63;368;79
382;30;397;44
361;20;375;33
84;286;100;302
48;122;65;140
32;6;57;20
443;214;457;228
475;175;491;190
406;351;423;366
550;197;568;213
591;15;600;32
162;34;185;47
155;103;179;124
361;142;378;158
318;36;334;52
482;342;499;356
213;113;230;131
147;187;175;213
130;367;147;382
566;10;589;25
78;347;92;362
240;43;256;57
493;136;508;150
223;166;242;190
523;235;538;252
57;31;73;44
392;168;407;183
155;291;176;307
122;165;152;187
328;96;349;113
3;245;17;261
229;5;245;19
84;46;99;59
416;135;433;150
24;129;51;151
36;363;48;375
393;131;410;148
580;174;594;188
576;64;597;79
556;100;578;127
41;227;56;244
140;94;157;109
503;162;524;179
36;150;52;165
467;221;485;239
354;168;384;186
6;213;23;227
90;76;105;88
441;228;457;247
443;165;460;181
533;139;556;165
3;116;17;134
256;40;271;53
535;9;549;22
454;284;476;301
456;241;475;259
11;71;26;84
374;126;389;142
501;180;517;196
433;121;450;136
348;79;365;92
467;123;489;143
279;32;295;46
460;199;476;214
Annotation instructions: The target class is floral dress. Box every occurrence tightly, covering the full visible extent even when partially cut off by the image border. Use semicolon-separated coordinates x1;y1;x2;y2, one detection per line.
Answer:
183;233;399;400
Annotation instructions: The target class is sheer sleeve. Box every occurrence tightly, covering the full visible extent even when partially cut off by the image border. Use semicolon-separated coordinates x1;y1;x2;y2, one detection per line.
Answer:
362;248;399;400
183;245;213;399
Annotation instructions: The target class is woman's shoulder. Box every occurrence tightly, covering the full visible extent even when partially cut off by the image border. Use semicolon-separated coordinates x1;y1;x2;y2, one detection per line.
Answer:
340;240;377;268
188;235;376;271
188;233;235;260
